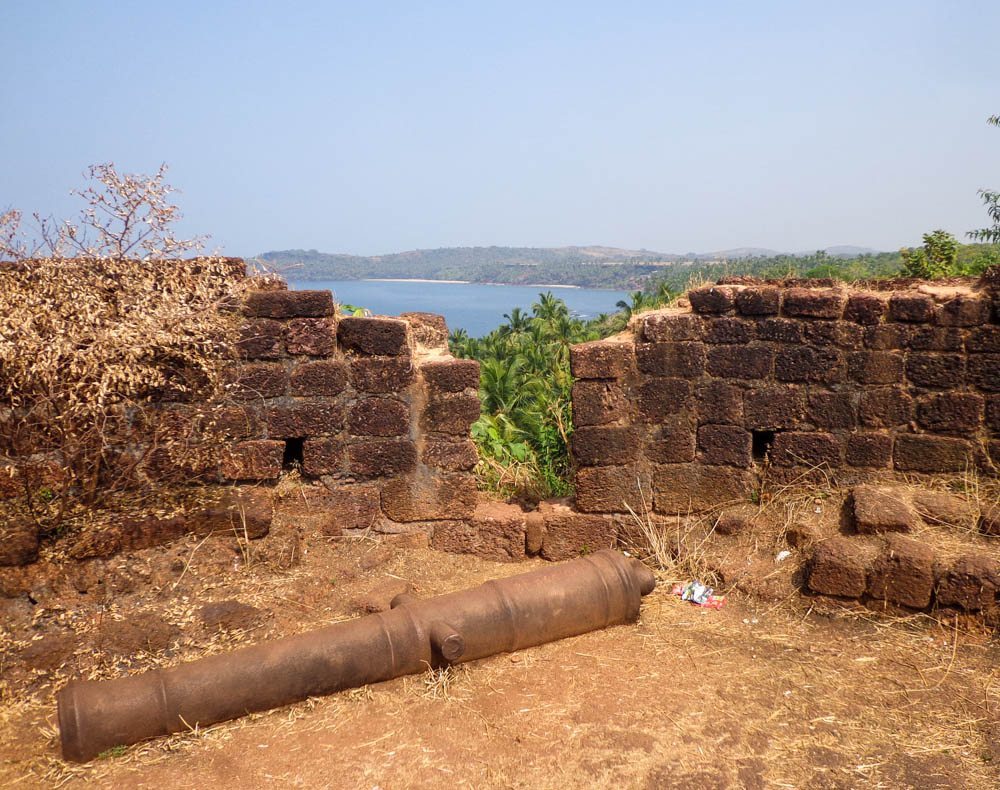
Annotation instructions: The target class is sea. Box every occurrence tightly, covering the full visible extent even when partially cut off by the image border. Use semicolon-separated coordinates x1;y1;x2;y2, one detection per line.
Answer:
288;279;632;338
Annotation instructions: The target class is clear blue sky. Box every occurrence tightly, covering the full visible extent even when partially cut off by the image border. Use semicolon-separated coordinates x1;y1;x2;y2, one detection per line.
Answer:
2;1;998;256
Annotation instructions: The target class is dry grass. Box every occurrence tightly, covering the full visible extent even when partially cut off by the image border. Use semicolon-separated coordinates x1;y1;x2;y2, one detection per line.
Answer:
5;470;1000;787
6;550;999;788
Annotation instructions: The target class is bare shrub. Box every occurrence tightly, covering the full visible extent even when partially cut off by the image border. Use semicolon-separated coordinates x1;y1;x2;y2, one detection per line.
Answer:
0;164;247;516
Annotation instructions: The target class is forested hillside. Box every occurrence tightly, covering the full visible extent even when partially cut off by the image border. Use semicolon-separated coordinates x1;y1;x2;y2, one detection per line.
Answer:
256;244;941;290
257;245;677;288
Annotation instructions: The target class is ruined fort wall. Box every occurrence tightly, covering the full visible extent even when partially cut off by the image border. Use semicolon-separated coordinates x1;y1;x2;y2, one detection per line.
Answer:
570;276;1000;516
0;273;483;566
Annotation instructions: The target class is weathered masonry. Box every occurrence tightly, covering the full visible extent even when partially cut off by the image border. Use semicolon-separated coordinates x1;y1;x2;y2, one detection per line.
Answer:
217;286;482;527
570;275;1000;516
0;274;484;565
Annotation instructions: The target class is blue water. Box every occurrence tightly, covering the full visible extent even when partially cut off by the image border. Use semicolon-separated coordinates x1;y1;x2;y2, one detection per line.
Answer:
289;279;631;337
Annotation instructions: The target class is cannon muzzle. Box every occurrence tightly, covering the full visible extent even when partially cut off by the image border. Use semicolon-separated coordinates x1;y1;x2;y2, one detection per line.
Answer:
57;549;655;762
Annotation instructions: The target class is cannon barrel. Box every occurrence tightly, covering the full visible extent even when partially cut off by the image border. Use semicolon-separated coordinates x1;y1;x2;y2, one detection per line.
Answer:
57;549;655;762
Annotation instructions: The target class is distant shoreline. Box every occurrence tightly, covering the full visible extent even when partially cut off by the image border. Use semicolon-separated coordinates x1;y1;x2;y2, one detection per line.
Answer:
361;278;583;289
364;277;470;284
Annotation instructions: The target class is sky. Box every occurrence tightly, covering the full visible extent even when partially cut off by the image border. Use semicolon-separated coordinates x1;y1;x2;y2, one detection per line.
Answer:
2;1;998;257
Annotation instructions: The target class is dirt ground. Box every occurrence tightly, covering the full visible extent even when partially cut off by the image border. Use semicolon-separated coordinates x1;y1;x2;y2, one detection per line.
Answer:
2;489;1000;789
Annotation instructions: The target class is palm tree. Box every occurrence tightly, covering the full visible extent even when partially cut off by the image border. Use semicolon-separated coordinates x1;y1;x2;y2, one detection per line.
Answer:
479;356;528;415
615;290;653;321
501;307;531;336
533;292;569;324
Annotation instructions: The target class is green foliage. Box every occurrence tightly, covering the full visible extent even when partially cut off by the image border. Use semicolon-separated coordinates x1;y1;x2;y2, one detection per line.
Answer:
259;246;672;290
454;288;675;499
339;302;368;317
900;229;959;278
969;114;1000;245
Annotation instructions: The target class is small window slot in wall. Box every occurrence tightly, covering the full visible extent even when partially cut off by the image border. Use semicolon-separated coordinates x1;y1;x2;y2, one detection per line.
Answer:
283;437;305;469
752;430;776;462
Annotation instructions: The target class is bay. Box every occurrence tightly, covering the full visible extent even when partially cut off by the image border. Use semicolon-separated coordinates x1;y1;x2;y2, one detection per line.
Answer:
288;279;632;337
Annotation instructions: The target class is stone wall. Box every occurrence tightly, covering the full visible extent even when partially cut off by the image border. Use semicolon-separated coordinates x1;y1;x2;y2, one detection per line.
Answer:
570;276;1000;516
1;274;483;565
215;287;482;528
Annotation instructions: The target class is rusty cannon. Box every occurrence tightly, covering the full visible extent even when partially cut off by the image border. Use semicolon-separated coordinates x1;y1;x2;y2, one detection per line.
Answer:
57;549;655;762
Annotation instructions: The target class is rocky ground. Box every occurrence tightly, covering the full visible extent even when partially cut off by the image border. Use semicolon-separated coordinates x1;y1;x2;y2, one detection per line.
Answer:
1;474;999;788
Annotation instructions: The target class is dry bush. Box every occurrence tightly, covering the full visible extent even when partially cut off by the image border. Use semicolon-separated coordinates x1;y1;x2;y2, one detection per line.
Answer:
0;164;247;517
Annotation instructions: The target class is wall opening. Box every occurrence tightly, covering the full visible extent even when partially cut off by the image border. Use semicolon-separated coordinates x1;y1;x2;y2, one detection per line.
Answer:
283;438;304;469
752;430;776;462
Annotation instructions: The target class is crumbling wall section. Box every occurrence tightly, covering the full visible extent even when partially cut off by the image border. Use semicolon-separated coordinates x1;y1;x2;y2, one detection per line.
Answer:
0;276;482;566
570;276;1000;516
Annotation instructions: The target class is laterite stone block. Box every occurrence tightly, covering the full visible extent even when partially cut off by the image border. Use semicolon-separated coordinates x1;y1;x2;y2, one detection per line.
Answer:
935;294;990;327
915;392;984;434
381;472;477;522
770;432;841;467
859;388;913;428
289;360;348;397
864;324;908;351
400;312;449;348
908;327;964;352
781;288;846;319
319;483;381;533
539;502;615;561
967;326;1000;353
651;464;753;513
757;318;802;343
645;419;697;463
421;439;478;471
302;437;345;476
802;321;864;349
744;387;804;430
706;344;772;379
697;425;752;467
845;433;893;468
338;317;409;356
431;502;527;562
906;353;965;389
893;434;972;473
807;391;857;429
735;286;780;316
347;438;418;478
936;555;1000;611
688;285;740;314
267;401;345;438
574;465;650;513
636;342;706;378
570;340;635;379
844;293;887;325
807;537;874;598
641;312;704;342
704;318;752;345
421;392;481;435
868;534;935;609
572;380;630;426
221;440;284;481
237;319;284;359
774;347;844;384
349;357;415;393
847;351;903;384
347;398;410;437
969;354;1000;391
572;426;642;466
695;381;743;425
889;292;935;323
243;290;335;319
227;363;288;400
286;318;337;356
637;378;692;422
422;358;480;392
